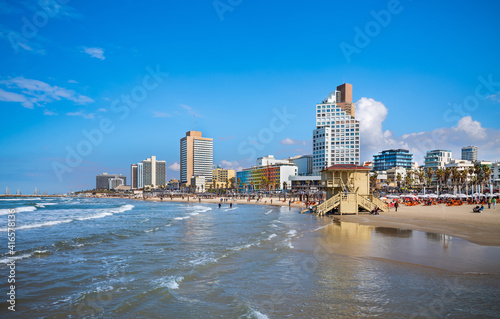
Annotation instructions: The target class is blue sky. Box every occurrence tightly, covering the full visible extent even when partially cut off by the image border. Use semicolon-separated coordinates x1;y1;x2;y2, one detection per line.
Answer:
1;0;499;194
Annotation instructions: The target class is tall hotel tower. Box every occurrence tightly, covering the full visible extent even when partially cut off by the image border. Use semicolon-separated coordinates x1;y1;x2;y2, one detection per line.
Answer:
180;131;214;186
312;83;360;174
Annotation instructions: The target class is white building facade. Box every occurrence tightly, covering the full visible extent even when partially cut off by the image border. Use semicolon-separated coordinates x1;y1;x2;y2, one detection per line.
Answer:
312;87;360;174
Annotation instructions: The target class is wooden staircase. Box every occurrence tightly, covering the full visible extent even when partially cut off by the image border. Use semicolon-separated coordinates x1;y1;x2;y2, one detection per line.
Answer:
314;193;388;216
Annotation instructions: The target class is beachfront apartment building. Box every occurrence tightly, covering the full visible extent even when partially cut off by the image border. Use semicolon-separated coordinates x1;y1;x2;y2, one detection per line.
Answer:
462;146;478;162
237;156;298;192
313;83;360;175
373;149;413;172
96;173;126;190
211;168;236;189
180;131;213;186
135;156;166;189
424;150;452;170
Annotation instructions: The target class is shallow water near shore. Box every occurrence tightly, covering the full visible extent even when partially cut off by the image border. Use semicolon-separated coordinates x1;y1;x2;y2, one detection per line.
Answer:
1;197;499;318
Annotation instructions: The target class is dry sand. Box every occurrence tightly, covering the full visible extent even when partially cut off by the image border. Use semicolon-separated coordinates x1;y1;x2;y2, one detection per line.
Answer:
143;196;500;246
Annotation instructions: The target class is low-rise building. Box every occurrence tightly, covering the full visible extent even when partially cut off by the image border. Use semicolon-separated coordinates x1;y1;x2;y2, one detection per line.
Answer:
191;176;206;193
237;155;297;192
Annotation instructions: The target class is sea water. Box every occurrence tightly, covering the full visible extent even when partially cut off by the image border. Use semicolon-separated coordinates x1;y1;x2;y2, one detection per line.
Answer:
0;197;499;318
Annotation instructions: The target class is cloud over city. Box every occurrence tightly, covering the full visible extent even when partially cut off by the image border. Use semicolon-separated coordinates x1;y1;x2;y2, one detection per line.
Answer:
356;97;500;164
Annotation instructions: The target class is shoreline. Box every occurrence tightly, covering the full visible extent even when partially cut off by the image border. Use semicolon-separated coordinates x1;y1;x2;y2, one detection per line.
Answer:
137;196;500;246
337;204;500;246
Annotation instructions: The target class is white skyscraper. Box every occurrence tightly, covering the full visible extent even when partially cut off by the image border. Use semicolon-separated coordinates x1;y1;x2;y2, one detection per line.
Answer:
312;83;360;174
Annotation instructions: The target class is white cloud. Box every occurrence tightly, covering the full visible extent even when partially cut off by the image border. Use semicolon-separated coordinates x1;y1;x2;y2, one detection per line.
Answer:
356;97;500;164
68;79;78;84
168;162;180;171
280;137;306;146
0;87;32;108
152;111;172;118
67;111;94;119
0;77;94;108
452;116;486;139
82;47;105;60
43;109;58;116
181;104;201;117
97;108;107;112
219;160;244;172
487;92;500;103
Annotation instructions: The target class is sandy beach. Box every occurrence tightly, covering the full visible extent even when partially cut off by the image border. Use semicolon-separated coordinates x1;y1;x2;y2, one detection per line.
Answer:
142;196;500;246
339;204;500;246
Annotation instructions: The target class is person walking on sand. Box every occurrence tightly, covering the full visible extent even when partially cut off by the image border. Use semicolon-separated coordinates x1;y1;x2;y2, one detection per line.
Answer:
488;197;492;209
493;197;497;209
394;201;399;212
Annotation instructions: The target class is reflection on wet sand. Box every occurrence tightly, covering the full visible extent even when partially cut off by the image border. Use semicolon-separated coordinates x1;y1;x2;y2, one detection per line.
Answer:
312;219;500;274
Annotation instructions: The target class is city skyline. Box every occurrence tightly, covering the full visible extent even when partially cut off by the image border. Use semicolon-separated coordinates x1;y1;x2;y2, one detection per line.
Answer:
1;1;500;193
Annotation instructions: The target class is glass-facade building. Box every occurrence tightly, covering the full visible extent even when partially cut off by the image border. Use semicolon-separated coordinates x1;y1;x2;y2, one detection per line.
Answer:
373;149;413;171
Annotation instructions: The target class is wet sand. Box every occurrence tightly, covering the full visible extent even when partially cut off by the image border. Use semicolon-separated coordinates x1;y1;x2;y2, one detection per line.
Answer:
339;204;500;246
143;196;500;246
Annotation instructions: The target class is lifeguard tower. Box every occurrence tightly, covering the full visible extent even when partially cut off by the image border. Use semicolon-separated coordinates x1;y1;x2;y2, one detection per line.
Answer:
314;164;387;215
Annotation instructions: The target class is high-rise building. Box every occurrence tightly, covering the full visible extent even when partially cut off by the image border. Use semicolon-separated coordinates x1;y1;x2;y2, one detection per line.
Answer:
96;173;126;190
462;146;478;162
313;83;360;174
131;164;138;189
373;149;413;171
180;131;213;186
108;178;125;190
137;163;144;189
424;150;452;170
138;156;166;188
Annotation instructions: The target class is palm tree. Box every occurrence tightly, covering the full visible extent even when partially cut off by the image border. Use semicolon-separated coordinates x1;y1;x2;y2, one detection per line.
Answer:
396;173;402;190
443;168;452;191
425;168;434;190
473;164;482;193
450;167;459;194
482;165;492;193
436;169;445;194
370;172;378;192
250;181;255;193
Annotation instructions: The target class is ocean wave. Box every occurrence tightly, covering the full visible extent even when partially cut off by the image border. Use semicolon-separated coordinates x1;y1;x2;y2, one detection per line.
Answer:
156;276;184;290
144;227;161;233
267;234;277;240
0;206;37;215
35;202;58;208
287;229;297;237
0;253;33;264
7;204;134;231
240;307;269;319
0;198;41;201
265;210;273;215
174;216;190;220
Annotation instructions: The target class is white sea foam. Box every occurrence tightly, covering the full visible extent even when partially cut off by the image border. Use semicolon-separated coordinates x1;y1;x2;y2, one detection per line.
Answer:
144;227;161;233
287;229;297;237
240;307;269;319
0;206;37;215
267;234;277;240
0;253;33;264
157;276;184;289
286;240;294;249
35;202;58;208
265;210;273;215
174;216;190;220
189;212;200;216
1;219;74;232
